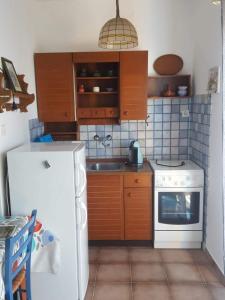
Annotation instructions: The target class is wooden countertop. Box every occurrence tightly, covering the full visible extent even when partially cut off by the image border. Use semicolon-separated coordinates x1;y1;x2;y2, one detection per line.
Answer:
86;158;153;175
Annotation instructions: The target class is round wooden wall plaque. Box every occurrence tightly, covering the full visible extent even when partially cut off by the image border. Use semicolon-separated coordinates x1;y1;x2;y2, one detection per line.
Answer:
153;54;183;76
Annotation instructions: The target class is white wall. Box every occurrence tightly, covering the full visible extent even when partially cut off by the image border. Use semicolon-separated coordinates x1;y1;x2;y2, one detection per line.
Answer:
30;0;194;75
0;0;37;214
191;0;224;274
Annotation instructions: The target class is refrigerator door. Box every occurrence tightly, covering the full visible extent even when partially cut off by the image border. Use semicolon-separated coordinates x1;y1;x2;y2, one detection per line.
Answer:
74;145;89;300
7;150;79;300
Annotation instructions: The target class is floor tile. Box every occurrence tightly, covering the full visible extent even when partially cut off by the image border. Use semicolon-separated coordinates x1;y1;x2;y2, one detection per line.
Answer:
209;287;225;300
89;247;99;263
170;284;212;300
132;283;171;300
198;264;225;285
85;284;94;300
97;264;131;282
129;247;162;263
89;264;98;282
160;249;193;263
132;263;167;282
98;247;129;264
190;250;214;265
165;263;203;283
93;283;131;300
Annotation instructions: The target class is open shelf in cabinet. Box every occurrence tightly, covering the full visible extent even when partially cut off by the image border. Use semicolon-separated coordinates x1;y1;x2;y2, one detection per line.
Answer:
148;75;191;99
75;62;119;124
44;122;79;141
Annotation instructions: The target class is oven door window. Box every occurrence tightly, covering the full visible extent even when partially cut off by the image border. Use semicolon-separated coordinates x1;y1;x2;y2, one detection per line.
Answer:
158;192;200;225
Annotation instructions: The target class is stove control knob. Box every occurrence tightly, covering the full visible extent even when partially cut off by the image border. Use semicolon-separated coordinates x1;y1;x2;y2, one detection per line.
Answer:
174;181;178;186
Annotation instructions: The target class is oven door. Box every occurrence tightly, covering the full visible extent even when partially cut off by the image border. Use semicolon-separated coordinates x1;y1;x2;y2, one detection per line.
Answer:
155;187;203;231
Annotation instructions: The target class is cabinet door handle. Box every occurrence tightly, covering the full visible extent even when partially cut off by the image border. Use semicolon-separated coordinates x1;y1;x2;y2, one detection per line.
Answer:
123;111;128;116
135;179;139;183
128;192;132;197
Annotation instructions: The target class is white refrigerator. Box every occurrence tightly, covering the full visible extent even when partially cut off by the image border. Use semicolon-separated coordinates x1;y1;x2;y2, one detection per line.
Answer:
7;141;89;300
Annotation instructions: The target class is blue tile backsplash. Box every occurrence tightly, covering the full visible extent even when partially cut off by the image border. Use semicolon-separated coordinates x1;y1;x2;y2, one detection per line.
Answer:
80;98;192;160
29;119;44;141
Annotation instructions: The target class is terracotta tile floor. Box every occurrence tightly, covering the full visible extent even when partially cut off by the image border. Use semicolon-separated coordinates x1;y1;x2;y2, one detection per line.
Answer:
85;247;225;300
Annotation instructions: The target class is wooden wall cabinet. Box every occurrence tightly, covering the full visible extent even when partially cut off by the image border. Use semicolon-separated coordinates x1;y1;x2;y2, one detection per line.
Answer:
120;51;148;120
34;53;75;122
87;172;152;241
35;51;148;126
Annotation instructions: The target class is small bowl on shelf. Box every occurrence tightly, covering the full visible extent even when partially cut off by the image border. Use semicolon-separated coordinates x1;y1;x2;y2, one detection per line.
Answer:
177;85;188;97
105;87;114;92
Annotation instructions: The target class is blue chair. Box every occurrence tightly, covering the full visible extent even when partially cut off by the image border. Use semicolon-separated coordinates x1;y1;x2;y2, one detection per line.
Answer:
4;210;37;300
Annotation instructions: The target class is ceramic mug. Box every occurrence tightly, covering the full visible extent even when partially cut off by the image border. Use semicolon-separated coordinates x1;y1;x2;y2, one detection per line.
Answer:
93;86;100;93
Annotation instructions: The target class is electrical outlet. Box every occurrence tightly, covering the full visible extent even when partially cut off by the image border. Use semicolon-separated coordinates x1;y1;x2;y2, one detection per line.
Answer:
181;109;190;118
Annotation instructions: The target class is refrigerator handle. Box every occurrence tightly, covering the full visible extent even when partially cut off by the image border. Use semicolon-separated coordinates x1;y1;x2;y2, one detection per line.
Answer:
80;201;88;230
77;164;87;196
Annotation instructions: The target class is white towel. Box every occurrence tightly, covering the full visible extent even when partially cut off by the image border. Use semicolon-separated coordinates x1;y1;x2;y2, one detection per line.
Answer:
31;238;61;274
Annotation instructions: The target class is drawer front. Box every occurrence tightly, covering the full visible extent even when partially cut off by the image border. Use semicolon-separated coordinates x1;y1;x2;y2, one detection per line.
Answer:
124;173;151;188
77;108;92;118
92;108;106;118
105;108;119;118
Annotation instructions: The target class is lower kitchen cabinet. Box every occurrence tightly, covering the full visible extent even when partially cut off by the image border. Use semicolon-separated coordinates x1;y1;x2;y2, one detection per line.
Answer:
124;188;152;240
87;171;153;241
87;174;124;240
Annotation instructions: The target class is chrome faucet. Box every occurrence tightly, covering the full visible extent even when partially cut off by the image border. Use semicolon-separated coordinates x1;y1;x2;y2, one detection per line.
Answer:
93;134;112;147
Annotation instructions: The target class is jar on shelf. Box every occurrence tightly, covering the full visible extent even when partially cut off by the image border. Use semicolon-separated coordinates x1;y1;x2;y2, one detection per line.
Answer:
78;84;85;93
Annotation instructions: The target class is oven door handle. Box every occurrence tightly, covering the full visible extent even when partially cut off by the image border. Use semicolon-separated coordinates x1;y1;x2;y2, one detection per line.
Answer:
155;187;203;193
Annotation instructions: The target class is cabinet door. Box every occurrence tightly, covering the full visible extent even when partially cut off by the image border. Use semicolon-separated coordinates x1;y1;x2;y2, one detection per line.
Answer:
124;187;152;240
34;53;75;122
120;51;148;120
87;174;124;240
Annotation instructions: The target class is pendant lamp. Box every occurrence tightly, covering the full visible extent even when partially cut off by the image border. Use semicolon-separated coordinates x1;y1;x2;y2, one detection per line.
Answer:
98;0;138;49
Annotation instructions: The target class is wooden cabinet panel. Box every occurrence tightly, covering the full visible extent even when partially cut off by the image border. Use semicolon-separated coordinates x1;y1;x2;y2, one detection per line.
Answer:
124;188;152;240
120;51;148;120
105;107;119;118
124;173;151;188
73;52;120;63
87;175;124;240
34;53;75;122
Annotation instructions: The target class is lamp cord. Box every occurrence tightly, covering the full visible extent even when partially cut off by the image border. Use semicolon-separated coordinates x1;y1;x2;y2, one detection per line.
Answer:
116;0;120;17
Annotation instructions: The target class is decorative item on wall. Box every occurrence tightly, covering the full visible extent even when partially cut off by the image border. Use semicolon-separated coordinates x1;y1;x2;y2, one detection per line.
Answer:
98;0;138;49
1;57;23;92
208;66;220;94
0;57;35;113
153;54;183;76
211;0;221;5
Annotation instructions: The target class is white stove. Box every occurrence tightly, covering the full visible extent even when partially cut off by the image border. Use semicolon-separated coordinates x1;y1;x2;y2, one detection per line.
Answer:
150;160;204;249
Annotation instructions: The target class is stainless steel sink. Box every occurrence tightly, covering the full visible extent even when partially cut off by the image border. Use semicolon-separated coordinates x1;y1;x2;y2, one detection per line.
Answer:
87;162;123;171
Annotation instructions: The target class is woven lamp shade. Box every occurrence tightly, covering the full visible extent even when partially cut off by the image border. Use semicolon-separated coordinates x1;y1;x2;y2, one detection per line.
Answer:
99;17;138;49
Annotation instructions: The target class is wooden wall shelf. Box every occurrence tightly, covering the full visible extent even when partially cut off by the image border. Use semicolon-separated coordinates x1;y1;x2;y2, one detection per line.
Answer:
147;75;191;98
0;72;35;113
